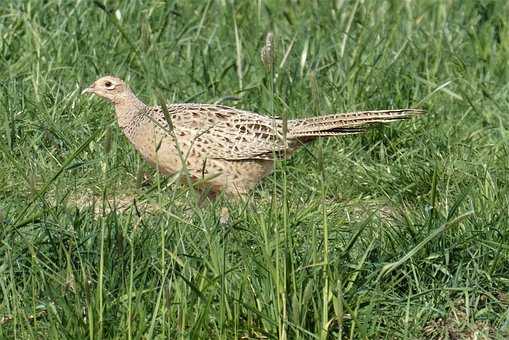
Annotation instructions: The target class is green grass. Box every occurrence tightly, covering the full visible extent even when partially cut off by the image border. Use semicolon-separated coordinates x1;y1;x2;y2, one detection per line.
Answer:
1;0;509;338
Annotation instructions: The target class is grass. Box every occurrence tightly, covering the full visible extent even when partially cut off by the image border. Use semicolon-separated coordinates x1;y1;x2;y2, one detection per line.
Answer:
1;0;508;338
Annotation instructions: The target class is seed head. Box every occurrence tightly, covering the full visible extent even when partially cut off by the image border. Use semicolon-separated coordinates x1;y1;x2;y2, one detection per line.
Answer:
261;32;274;71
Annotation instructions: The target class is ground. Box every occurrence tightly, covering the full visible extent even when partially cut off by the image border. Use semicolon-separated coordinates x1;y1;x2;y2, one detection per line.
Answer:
0;0;508;339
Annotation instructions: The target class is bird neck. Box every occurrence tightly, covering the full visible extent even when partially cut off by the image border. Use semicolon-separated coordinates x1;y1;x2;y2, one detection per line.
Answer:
113;91;147;129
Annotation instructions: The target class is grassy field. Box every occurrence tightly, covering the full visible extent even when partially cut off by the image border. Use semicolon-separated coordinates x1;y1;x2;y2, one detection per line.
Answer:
1;0;508;338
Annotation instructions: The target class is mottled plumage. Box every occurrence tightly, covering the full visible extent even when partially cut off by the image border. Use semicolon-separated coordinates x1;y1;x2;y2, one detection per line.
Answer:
82;76;424;197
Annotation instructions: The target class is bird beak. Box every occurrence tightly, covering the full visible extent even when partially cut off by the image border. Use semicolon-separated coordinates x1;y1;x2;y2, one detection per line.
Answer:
81;84;95;95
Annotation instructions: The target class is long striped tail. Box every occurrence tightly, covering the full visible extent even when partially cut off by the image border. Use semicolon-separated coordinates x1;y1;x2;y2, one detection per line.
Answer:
287;109;425;138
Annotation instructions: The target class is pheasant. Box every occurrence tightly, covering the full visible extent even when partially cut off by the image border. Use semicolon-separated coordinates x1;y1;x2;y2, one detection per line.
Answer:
82;76;424;197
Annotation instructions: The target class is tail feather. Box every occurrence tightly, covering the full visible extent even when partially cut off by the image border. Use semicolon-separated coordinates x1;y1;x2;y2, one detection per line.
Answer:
287;109;424;138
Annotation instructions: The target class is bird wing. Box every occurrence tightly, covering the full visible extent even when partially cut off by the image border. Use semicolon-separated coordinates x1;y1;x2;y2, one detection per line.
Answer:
203;116;289;160
150;104;290;160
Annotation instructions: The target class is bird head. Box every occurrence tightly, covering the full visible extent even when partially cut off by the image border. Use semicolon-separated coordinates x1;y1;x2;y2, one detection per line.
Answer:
82;76;130;104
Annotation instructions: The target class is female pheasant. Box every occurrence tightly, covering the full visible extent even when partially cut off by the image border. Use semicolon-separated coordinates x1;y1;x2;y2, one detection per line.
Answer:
82;76;424;197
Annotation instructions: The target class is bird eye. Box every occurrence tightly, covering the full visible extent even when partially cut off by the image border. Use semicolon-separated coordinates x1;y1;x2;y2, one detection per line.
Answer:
104;81;113;88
